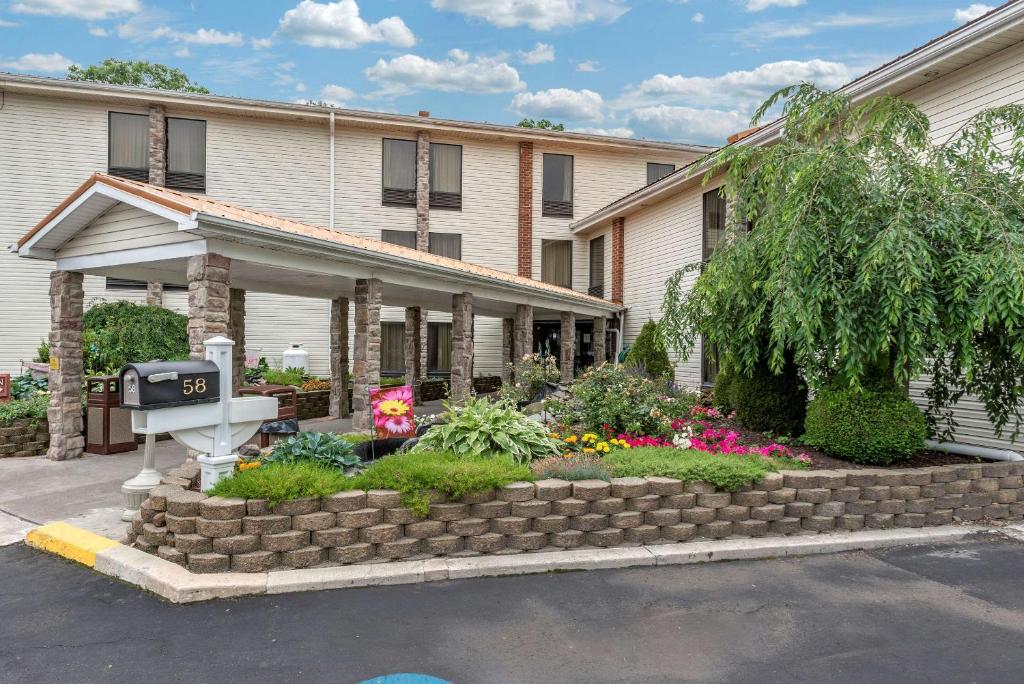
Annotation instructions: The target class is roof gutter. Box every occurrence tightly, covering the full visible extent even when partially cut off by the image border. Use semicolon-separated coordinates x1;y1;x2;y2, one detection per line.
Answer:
571;0;1024;234
193;213;623;314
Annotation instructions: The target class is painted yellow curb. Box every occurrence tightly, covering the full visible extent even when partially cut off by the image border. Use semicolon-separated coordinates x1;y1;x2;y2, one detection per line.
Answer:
25;522;119;567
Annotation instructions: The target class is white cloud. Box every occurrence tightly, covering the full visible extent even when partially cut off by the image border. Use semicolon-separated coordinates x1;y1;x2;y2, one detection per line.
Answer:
746;0;805;11
320;83;356;106
691;12;703;23
295;82;306;92
0;51;75;73
621;58;852;110
573;125;634;138
576;59;600;72
365;49;523;96
117;22;245;46
518;42;555;65
0;18;16;27
629;104;749;144
954;4;994;24
512;87;604;122
11;0;139;20
279;0;415;49
174;47;190;57
430;0;628;31
251;37;273;49
736;12;915;47
88;25;108;36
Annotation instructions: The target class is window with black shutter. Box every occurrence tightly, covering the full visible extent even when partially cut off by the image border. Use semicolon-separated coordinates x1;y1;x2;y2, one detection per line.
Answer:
542;153;574;217
108;112;149;182
429;143;462;210
166;118;206;191
588;235;605;297
382;138;417;206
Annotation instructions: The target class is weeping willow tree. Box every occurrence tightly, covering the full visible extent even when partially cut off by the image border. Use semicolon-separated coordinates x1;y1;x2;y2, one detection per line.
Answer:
660;83;1024;438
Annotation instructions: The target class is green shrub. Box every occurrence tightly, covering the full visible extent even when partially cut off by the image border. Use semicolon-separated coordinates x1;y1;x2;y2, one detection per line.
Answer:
546;364;696;436
803;385;926;465
499;353;560;404
354;451;532;516
712;364;737;413
531;455;610;481
10;372;47;400
0;395;49;428
83;301;188;374
727;355;807;436
265;431;361;471
624;320;673;379
413;395;558;463
602;447;801;491
210;461;352;506
263;367;306;387
35;340;49;364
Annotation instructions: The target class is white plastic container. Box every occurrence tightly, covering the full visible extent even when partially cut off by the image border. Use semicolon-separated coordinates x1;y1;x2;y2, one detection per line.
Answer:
282;344;310;373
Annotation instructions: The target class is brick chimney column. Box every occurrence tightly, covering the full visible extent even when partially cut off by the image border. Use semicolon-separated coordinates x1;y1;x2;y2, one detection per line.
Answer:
518;141;534;278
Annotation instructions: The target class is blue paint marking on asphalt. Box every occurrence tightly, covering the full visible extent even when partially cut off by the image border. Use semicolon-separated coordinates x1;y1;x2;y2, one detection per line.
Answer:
359;675;452;684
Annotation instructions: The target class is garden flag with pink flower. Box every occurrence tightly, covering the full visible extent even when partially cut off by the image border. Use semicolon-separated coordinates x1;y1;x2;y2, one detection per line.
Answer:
370;385;416;438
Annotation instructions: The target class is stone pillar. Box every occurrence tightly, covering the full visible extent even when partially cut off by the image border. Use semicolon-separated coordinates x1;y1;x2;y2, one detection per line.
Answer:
450;292;474;402
229;288;245;394
146;282;164;307
187;253;231;360
501;317;514;382
513;304;533;361
612;216;625;304
330;297;350;418
148;103;166;187
518;141;534;278
593;316;607;368
353;278;382;431
416;131;430;250
405;306;422;405
46;271;85;461
560;311;576;385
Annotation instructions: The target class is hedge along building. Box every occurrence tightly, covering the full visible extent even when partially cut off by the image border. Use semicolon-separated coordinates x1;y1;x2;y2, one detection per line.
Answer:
15;173;620;459
0;73;707;380
570;1;1024;451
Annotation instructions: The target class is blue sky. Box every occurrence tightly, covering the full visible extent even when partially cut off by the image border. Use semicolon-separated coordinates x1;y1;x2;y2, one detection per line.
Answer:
0;1;1004;145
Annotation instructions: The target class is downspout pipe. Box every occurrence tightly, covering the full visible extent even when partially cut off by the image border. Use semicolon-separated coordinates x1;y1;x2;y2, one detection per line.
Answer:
925;439;1024;462
328;111;335;231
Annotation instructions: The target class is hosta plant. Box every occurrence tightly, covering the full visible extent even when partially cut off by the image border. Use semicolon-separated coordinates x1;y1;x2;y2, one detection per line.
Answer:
265;431;362;472
413;395;559;464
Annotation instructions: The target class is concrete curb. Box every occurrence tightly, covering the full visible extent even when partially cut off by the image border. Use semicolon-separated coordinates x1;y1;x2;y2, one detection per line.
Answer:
28;523;1000;603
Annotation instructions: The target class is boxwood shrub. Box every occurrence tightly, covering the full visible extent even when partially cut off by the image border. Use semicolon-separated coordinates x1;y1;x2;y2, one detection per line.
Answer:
720;355;808;437
802;386;926;465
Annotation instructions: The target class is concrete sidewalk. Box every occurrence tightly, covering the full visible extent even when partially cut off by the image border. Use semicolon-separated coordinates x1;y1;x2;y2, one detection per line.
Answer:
0;398;447;545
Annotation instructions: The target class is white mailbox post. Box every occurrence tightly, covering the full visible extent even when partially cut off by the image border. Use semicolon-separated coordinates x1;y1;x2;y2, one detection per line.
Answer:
121;337;278;507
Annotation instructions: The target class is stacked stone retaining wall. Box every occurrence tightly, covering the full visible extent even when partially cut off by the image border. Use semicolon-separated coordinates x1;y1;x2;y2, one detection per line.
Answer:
0;418;49;458
127;463;1024;574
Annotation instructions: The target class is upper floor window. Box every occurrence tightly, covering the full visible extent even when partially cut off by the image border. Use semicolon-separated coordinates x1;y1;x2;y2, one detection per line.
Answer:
702;187;727;261
108;112;149;183
647;162;675;185
429;143;462;210
381;230;462;260
166;117;206;192
382;138;417;207
588;235;605;298
542;153;574;218
541;239;573;288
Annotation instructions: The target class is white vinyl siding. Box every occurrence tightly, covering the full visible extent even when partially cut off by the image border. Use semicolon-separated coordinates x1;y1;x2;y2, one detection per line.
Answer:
56;204;190;259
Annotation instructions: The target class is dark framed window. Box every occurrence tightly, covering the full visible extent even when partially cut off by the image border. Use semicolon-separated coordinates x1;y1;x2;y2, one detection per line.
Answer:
165;117;206;191
429;233;462;260
647;162;675;185
588;235;605;298
702;187;727;261
542;153;574;217
381;230;417;249
108;112;149;182
541;239;573;288
381;322;406;375
429;143;462;210
382;138;417;207
428;322;452;374
701;336;718;387
105;278;186;292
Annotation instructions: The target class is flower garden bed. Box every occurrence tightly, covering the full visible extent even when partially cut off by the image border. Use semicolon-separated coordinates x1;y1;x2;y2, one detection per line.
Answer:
288;377;503;420
127;460;1024;574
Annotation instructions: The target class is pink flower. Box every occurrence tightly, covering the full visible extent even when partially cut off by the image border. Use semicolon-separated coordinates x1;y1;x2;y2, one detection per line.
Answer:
371;385;415;437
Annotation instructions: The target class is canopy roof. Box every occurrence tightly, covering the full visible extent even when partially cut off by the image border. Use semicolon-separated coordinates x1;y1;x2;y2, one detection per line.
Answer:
15;173;621;319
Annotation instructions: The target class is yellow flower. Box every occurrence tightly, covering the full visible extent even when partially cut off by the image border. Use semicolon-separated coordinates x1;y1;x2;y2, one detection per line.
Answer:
378;399;411;417
596;442;610;453
564;435;578;444
621;442;632;449
583;447;595;453
563;451;573;458
549;432;560;439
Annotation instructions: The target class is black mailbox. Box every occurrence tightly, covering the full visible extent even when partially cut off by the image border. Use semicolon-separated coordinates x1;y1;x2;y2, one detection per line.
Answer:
119;361;220;410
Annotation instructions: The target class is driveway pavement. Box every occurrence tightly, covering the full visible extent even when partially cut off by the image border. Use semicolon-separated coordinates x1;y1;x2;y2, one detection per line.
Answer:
2;537;1023;683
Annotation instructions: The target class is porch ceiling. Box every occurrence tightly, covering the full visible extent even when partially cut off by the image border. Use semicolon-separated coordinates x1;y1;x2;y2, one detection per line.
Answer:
15;174;622;319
